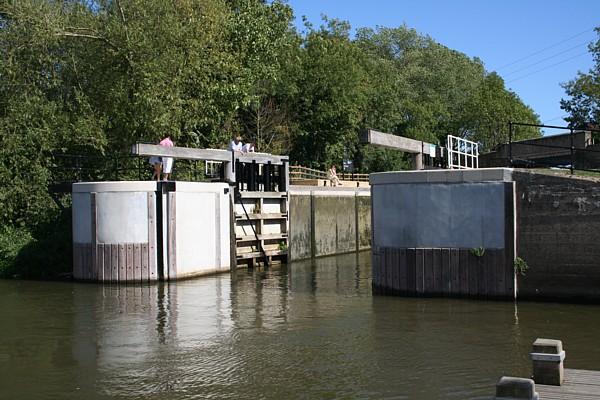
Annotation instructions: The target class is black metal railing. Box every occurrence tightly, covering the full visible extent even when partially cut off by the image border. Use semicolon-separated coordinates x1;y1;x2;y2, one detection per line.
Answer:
507;122;600;175
48;152;217;189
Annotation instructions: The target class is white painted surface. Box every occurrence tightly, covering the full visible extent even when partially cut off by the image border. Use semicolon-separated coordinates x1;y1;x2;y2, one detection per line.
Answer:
72;193;91;243
73;181;157;193
173;184;230;277
97;192;149;244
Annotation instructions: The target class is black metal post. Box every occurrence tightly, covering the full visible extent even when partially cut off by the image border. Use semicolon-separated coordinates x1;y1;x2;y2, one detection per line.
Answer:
265;161;272;192
235;159;242;191
508;121;513;167
570;128;574;175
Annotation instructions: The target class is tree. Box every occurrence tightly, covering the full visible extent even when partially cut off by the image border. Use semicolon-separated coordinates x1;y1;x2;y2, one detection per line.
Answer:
560;27;600;127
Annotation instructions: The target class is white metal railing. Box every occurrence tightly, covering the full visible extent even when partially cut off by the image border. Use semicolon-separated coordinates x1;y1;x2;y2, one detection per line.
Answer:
446;135;479;169
205;160;222;178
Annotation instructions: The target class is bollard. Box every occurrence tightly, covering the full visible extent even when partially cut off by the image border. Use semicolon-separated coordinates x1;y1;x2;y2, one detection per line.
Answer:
494;376;539;400
530;338;565;386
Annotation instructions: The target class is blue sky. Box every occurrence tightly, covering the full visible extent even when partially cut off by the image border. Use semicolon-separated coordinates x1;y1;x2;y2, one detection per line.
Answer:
287;0;599;134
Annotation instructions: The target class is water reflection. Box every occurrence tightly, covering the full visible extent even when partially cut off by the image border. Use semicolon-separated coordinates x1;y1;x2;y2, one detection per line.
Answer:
1;251;600;400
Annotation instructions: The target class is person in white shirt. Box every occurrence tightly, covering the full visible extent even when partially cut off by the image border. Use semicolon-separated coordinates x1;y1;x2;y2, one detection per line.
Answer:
242;142;255;153
327;165;341;186
228;135;243;153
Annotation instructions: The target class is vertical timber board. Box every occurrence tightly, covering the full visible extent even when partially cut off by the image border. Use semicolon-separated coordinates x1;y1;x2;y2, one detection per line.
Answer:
459;249;469;296
468;251;479;297
477;253;487;298
141;243;149;282
486;251;498;298
433;248;443;295
373;247;381;290
505;182;517;299
415;249;424;294
147;192;156;281
126;244;134;282
72;244;79;280
406;249;416;295
382;247;390;294
168;192;177;280
111;244;119;282
450;249;460;295
90;192;98;281
103;244;111;283
133;243;141;282
387;248;394;294
118;243;126;282
424;249;434;293
391;248;400;293
442;248;451;295
495;249;507;297
84;244;92;281
399;248;408;293
97;244;105;283
380;247;387;294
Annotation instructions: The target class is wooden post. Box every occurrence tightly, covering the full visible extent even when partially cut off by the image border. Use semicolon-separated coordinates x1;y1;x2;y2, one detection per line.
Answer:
494;376;539;400
530;338;565;386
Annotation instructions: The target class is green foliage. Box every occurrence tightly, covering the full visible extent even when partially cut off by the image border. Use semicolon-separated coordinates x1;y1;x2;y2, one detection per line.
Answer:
0;1;542;278
470;247;486;258
561;27;600;127
514;256;529;276
278;241;288;252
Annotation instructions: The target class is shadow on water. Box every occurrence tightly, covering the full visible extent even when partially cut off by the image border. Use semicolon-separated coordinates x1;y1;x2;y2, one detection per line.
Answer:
1;251;599;399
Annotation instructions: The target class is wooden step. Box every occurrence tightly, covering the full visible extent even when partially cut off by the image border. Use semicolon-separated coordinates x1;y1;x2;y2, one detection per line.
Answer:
236;233;288;242
235;212;287;220
236;249;287;259
238;191;287;199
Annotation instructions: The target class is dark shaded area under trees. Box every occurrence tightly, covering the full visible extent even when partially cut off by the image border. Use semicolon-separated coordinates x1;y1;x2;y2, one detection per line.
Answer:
1;0;550;278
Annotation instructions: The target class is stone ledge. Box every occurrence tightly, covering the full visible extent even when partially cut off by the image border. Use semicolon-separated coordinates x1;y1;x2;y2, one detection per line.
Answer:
370;168;514;185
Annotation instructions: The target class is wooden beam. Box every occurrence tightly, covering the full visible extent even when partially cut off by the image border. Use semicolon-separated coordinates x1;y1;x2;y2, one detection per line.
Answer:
131;143;288;165
132;143;231;162
360;129;433;154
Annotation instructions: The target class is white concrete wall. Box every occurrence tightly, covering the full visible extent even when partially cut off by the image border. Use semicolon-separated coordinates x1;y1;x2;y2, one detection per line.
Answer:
172;182;230;277
97;192;149;244
73;193;91;244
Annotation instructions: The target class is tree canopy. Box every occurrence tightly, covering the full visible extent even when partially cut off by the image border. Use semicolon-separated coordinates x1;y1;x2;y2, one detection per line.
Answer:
0;0;541;277
561;27;600;128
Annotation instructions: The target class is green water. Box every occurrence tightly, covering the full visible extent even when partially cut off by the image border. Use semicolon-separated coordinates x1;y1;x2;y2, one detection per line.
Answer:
1;252;599;399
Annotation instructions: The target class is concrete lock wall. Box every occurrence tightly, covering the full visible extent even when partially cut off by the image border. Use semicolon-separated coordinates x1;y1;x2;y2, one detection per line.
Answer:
288;187;371;261
72;181;230;282
513;171;600;301
370;169;517;299
167;182;231;279
72;181;159;282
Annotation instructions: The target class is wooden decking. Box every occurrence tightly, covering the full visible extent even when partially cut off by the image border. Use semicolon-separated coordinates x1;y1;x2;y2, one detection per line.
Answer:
537;369;600;399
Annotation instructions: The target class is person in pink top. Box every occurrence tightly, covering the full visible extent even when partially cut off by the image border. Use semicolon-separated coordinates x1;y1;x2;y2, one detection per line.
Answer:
159;136;174;181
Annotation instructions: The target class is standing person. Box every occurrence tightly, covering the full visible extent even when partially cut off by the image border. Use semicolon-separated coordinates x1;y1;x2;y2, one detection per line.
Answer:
242;142;255;153
149;155;162;181
159;135;174;181
228;135;243;153
327;164;341;186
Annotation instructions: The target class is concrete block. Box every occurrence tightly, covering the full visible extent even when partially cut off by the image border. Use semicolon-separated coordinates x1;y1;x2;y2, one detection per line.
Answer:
425;170;450;183
289;194;312;261
495;376;538;399
530;338;565;386
370;168;514;185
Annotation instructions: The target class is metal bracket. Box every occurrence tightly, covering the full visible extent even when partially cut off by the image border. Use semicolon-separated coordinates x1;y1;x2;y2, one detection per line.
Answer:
530;351;565;362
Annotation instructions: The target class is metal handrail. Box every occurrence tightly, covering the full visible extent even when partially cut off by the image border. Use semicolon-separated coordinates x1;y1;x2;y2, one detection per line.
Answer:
289;165;369;182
